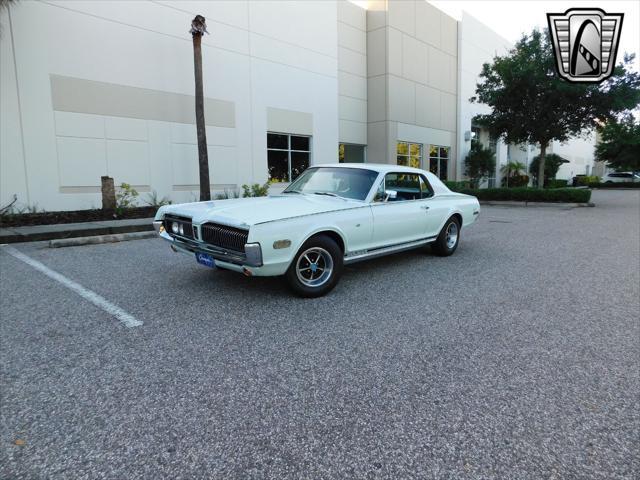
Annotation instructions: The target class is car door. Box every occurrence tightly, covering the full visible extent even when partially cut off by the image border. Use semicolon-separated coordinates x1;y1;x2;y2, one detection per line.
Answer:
420;174;453;238
369;172;430;249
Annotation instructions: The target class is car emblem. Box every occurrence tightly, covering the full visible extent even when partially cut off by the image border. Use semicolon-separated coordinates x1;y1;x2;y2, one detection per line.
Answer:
547;8;623;83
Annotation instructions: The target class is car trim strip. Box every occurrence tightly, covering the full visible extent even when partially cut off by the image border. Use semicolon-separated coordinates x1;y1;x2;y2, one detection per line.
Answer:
343;235;437;265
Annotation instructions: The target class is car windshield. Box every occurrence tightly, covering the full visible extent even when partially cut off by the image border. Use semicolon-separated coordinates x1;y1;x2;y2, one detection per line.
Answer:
284;167;379;201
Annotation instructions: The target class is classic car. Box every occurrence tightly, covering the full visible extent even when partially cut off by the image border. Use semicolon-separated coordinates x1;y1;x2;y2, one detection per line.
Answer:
154;164;480;297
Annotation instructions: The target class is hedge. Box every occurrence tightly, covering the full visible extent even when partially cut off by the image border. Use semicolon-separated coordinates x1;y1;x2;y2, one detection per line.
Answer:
588;182;640;189
457;187;592;203
444;180;471;191
546;179;568;189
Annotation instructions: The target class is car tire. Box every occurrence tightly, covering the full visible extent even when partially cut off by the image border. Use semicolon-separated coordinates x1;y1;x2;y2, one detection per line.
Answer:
285;235;343;297
431;217;461;257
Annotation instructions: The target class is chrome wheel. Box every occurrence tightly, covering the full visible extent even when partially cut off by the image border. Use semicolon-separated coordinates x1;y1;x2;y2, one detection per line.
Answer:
445;222;458;249
295;247;334;288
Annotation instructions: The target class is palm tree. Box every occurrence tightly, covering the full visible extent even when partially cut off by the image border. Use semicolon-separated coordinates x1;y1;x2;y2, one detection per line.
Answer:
190;15;211;201
500;161;526;178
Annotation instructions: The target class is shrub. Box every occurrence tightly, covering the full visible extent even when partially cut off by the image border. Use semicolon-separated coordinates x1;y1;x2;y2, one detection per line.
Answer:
459;187;591;203
116;183;139;211
574;175;600;186
144;190;171;207
464;144;496;188
242;182;270;198
501;174;529;187
546;179;568;189
588;182;640;189
444;181;471;192
215;189;240;200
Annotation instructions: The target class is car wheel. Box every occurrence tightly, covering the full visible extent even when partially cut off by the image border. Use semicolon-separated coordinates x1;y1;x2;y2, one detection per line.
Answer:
285;235;343;297
431;217;461;256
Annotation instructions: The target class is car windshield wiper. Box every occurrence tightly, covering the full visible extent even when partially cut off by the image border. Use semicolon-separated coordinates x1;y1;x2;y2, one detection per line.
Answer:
313;191;340;198
313;192;350;201
282;190;301;194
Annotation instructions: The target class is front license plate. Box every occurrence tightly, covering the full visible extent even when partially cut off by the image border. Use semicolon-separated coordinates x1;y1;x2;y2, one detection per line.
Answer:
195;252;216;268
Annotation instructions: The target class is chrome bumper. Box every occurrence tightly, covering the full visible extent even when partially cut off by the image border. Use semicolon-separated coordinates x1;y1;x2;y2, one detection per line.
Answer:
154;221;262;267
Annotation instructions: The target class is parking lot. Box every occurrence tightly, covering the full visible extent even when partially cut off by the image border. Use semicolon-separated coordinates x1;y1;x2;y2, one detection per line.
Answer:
1;190;638;479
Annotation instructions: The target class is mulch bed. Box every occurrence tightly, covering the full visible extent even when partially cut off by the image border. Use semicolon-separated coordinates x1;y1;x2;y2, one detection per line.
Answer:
0;207;158;228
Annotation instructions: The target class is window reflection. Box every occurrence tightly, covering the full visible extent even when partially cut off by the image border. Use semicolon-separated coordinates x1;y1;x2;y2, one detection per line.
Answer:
267;132;311;182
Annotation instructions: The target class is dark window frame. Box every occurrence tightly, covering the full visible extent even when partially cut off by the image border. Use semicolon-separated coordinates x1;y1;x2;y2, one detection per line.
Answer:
375;172;434;202
267;132;311;183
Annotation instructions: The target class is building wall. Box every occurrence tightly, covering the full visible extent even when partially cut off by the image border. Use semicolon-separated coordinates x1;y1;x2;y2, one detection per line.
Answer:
366;0;458;175
551;134;597;179
457;13;511;183
337;0;367;146
1;0;339;211
1;1;600;212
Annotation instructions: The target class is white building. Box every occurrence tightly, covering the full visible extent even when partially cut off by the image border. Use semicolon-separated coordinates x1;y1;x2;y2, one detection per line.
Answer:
0;1;596;212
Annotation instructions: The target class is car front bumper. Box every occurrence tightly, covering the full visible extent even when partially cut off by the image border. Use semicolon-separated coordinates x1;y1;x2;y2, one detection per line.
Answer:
154;220;285;276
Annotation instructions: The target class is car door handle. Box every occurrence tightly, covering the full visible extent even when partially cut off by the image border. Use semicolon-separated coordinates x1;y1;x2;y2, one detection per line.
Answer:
420;205;430;210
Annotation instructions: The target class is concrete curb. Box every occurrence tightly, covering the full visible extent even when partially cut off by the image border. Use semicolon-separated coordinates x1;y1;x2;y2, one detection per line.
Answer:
0;218;154;244
49;231;157;248
480;201;594;208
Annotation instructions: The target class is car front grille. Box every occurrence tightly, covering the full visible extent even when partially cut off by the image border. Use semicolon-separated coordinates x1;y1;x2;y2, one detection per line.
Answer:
200;223;248;252
164;215;195;240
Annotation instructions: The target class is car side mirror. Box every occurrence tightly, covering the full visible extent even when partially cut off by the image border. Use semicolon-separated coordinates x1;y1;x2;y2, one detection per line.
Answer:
385;190;397;201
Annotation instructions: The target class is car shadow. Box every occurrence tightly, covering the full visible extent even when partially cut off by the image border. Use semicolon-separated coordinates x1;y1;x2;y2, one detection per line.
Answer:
192;246;436;299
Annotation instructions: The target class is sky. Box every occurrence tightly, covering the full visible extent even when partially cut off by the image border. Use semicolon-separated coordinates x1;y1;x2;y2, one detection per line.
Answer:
430;0;640;72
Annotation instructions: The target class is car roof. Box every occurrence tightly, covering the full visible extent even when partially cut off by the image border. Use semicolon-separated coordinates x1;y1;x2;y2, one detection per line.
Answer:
312;163;451;194
314;163;428;175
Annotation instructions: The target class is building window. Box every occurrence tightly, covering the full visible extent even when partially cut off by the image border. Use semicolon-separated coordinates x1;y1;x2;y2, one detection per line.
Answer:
471;126;481;148
267;132;310;183
339;143;366;163
397;142;422;168
488;135;497;154
429;145;450;180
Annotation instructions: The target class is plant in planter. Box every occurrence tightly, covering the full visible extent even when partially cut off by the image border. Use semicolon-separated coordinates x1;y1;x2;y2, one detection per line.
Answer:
144;190;172;207
116;183;139;215
241;182;270;198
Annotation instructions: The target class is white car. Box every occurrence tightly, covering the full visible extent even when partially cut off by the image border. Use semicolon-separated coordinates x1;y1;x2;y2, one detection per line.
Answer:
603;172;640;183
154;164;480;297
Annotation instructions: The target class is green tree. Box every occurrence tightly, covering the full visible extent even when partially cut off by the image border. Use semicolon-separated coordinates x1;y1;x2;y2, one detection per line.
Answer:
472;30;640;188
528;153;567;185
464;144;496;188
595;115;640;172
190;15;211;201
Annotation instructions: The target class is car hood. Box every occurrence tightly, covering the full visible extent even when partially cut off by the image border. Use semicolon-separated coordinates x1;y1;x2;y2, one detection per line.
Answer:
157;194;364;228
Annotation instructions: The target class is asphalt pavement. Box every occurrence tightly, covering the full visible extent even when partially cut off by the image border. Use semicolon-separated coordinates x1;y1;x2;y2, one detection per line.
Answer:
1;190;638;479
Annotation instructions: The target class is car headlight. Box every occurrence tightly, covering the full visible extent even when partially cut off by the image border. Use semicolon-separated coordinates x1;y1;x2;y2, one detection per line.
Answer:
179;224;184;235
172;222;179;234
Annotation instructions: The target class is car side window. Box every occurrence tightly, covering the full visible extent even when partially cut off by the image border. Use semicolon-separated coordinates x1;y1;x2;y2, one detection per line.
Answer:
419;175;434;199
385;173;422;201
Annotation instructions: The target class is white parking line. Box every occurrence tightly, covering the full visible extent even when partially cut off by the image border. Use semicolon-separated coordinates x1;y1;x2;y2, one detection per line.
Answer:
2;246;143;328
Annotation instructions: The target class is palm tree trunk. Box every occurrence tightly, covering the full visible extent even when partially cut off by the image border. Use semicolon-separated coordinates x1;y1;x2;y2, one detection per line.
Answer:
192;17;210;201
538;142;547;188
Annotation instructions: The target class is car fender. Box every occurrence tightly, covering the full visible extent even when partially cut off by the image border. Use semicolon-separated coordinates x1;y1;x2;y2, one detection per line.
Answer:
248;216;352;273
